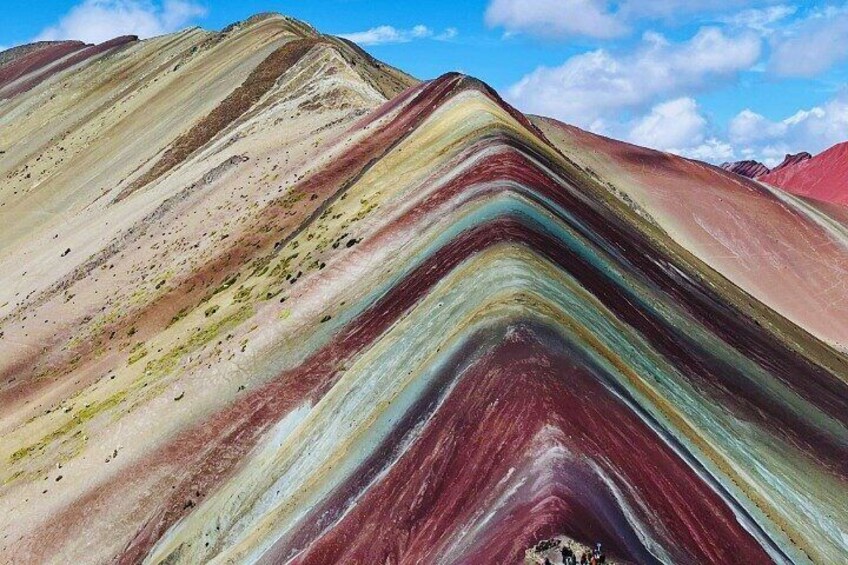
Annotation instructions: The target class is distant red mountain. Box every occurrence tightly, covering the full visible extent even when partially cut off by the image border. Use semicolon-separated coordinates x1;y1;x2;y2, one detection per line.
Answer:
759;144;848;206
769;151;812;174
722;146;846;206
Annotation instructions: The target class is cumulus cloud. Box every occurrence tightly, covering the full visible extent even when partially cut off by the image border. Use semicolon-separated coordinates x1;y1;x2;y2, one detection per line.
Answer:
624;94;848;165
35;0;206;44
728;108;788;144
769;8;848;77
729;94;848;164
680;138;737;162
507;27;761;127
485;0;626;40
619;94;848;165
485;0;781;39
627;97;734;162
628;98;706;149
339;25;457;46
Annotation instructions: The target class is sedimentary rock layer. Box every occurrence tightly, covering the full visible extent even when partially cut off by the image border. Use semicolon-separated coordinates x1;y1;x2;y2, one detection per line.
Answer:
720;159;769;178
1;13;846;565
0;36;138;100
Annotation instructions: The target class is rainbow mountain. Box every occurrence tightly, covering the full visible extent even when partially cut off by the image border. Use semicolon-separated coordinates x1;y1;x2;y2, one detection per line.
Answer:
1;13;847;565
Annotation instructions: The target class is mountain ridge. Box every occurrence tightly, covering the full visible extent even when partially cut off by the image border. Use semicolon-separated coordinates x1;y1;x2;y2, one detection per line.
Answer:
759;143;848;206
721;147;848;207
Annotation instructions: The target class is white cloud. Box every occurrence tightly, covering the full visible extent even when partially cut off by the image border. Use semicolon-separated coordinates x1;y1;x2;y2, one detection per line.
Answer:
507;27;761;127
485;0;627;40
719;4;796;35
626;97;734;162
621;94;848;166
35;0;206;44
728;94;848;164
769;9;848;77
629;97;706;149
485;0;782;39
681;138;736;162
628;94;848;166
436;28;459;41
728;108;787;144
339;24;457;46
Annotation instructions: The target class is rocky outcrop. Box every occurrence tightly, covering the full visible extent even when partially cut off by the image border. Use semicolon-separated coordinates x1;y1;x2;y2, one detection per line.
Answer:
720;159;770;178
770;151;813;173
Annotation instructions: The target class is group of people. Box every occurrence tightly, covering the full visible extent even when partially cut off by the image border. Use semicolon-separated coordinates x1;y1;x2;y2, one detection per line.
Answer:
543;542;606;565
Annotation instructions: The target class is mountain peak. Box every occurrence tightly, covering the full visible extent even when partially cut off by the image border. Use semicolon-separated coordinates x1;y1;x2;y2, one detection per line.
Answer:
771;151;812;173
720;159;770;178
218;11;320;37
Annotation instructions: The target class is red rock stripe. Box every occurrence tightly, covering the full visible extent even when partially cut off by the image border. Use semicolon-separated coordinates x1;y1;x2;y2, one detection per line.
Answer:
283;324;774;564
1;36;137;99
0;41;87;91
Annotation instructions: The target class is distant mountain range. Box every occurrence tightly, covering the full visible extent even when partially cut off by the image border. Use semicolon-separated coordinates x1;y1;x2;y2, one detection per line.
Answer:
722;144;848;205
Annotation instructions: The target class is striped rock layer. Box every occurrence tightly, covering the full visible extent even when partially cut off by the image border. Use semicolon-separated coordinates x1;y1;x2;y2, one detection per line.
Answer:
720;159;770;179
1;13;847;565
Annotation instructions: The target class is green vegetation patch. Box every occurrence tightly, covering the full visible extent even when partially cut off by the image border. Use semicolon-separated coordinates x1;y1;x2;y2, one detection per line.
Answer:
9;388;128;464
127;343;148;365
143;305;253;380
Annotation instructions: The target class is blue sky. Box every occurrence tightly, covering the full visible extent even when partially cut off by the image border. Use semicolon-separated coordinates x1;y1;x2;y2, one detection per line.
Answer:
2;1;847;165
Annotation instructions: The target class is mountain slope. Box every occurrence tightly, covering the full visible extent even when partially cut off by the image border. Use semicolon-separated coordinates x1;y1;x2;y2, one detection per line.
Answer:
1;14;846;565
760;143;848;206
533;120;848;353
